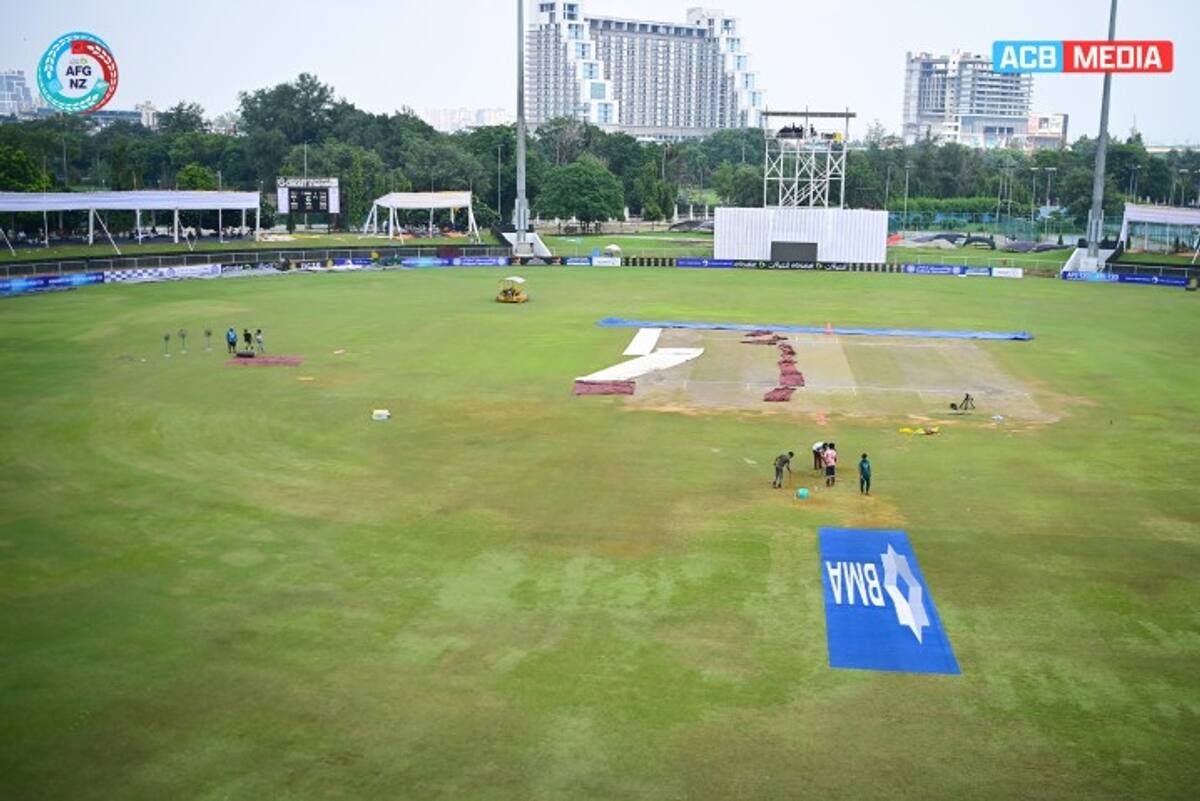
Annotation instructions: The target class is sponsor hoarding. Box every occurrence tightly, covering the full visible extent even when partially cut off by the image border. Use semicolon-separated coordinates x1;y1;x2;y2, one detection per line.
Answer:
1;272;105;295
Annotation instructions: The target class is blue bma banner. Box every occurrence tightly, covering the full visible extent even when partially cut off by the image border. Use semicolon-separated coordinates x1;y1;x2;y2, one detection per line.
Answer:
676;258;734;268
400;257;451;267
1;271;104;295
818;528;960;675
903;263;964;276
1061;271;1118;282
452;256;509;266
1116;273;1187;287
1062;271;1185;287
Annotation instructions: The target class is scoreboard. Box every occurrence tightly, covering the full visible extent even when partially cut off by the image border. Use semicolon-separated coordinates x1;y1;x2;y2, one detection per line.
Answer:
288;186;329;213
276;177;340;216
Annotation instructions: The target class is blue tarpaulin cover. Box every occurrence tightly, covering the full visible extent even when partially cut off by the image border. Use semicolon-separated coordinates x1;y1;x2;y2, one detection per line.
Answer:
818;528;960;675
597;318;1033;341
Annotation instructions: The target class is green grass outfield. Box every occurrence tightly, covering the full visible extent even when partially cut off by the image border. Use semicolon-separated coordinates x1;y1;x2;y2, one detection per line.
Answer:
542;231;715;258
1;268;1198;800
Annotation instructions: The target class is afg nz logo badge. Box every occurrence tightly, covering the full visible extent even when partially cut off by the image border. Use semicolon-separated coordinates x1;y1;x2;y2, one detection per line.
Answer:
818;528;959;674
37;32;119;114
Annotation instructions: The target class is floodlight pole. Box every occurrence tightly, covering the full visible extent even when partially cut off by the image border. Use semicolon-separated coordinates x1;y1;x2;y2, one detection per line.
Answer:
902;164;912;235
1030;167;1040;225
513;0;532;256
1086;0;1118;263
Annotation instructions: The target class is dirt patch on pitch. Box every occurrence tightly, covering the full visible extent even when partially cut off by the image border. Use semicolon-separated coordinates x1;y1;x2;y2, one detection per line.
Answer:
624;330;1054;422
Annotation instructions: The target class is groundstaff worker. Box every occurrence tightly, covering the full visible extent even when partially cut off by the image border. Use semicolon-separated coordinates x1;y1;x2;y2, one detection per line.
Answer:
811;441;826;471
773;451;794;489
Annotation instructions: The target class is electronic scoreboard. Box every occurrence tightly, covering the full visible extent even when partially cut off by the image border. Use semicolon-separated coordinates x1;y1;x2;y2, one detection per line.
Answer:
276;177;340;217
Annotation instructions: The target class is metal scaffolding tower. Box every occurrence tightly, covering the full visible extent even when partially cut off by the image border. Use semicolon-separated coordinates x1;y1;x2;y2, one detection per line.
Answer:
762;109;855;208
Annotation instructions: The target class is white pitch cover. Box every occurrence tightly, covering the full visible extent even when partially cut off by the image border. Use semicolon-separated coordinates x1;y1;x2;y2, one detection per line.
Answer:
577;348;704;382
623;328;663;356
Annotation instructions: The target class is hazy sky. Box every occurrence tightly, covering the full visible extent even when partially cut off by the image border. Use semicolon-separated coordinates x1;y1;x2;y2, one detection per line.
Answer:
4;0;1197;143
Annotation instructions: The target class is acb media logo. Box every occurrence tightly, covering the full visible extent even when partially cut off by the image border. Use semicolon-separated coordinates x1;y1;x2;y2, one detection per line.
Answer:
37;32;119;114
993;40;1173;74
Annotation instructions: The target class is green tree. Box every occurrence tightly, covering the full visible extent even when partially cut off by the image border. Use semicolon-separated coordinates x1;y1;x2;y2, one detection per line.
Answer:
167;132;226;173
593;131;649;208
536;154;623;229
244;129;289;190
0;143;53;191
535;116;597;166
281;141;400;226
700;128;764;168
238;73;335;145
401;138;487;197
157;102;207;136
175;162;217;190
712;162;762;207
633;162;677;221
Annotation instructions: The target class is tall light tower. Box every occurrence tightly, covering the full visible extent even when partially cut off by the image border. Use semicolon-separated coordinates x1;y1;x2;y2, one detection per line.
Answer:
1085;0;1119;266
512;0;532;256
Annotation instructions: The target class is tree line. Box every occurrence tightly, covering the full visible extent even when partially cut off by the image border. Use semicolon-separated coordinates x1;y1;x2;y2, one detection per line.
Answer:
1;73;1197;234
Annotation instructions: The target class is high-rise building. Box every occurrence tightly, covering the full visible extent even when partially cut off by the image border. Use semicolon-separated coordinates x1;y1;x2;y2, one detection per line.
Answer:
421;107;473;133
0;70;35;118
136;101;160;130
421;107;515;133
902;51;1033;148
526;2;764;141
475;108;515;127
1024;112;1069;151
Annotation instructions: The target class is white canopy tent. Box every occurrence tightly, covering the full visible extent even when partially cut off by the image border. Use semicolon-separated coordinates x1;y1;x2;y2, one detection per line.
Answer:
0;190;261;255
1119;203;1200;263
362;191;479;243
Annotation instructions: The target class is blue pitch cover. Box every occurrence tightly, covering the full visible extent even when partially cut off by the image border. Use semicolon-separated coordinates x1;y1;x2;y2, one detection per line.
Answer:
817;528;960;675
596;318;1033;341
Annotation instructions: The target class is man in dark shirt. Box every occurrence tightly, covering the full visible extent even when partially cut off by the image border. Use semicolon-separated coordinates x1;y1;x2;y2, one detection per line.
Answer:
773;451;794;489
859;453;872;495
